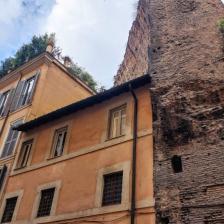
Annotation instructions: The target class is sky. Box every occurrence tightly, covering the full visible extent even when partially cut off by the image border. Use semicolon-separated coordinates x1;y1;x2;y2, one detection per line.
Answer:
0;0;137;88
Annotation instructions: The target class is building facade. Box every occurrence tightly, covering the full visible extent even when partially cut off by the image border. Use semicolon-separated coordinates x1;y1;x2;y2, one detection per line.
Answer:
0;75;155;224
0;51;94;207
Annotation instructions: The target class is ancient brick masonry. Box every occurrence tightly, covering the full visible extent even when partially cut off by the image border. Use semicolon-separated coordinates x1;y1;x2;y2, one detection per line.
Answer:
115;0;224;223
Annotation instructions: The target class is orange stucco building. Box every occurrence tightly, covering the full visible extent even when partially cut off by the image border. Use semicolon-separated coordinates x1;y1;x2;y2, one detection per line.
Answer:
0;50;94;207
0;75;155;223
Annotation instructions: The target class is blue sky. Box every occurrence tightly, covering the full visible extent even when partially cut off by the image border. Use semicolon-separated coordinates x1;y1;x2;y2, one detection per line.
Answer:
0;0;137;88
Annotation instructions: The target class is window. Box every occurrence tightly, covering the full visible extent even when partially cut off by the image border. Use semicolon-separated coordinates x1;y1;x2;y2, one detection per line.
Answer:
0;91;10;116
1;197;18;223
19;76;35;107
102;171;123;206
161;217;169;224
51;127;67;158
10;73;39;112
0;165;7;190
171;155;183;173
16;140;33;169
108;105;126;139
37;188;55;217
1;120;22;158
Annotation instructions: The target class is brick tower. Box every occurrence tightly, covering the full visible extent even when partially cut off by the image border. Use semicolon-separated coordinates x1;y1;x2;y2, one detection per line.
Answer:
115;0;224;223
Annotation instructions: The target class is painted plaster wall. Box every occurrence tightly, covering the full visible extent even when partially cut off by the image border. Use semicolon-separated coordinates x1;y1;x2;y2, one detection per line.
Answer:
5;85;155;223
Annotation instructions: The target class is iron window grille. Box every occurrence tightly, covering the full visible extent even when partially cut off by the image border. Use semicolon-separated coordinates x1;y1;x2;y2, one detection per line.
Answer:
102;171;123;206
1;197;18;223
51;127;67;158
108;105;126;139
16;140;33;169
1;120;22;158
37;188;55;217
0;91;10;116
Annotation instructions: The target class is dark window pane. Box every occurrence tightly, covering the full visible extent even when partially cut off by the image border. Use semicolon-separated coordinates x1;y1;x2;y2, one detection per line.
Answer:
102;171;123;206
171;155;183;173
1;197;18;223
37;188;55;217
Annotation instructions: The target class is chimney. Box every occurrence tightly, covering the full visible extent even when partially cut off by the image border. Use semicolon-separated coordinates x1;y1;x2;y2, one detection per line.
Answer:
46;39;54;54
63;56;72;68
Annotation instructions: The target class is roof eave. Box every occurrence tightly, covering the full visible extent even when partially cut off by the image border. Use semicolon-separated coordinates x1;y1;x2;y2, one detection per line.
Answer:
14;74;151;132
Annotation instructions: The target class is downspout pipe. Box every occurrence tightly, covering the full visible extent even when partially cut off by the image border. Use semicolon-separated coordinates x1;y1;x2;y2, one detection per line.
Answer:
129;83;138;224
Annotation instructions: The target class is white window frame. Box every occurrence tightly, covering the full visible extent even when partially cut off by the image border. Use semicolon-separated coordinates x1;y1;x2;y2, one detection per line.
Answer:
51;126;68;158
108;104;127;139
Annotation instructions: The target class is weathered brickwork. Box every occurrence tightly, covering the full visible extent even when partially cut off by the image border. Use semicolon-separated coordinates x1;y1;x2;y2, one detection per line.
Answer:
114;0;150;85
116;0;224;223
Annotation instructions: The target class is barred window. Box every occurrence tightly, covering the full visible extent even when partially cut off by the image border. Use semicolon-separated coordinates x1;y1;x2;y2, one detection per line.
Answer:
16;140;33;169
37;188;55;217
1;197;18;223
108;105;126;139
102;171;123;206
1;120;22;158
51;127;67;158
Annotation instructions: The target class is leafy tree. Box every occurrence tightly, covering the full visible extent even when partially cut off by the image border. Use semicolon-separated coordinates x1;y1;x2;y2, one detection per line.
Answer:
0;33;100;91
67;63;98;91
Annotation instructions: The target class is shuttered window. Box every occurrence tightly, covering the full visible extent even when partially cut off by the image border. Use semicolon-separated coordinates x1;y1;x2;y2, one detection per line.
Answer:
19;76;35;107
51;127;67;158
16;140;33;169
10;72;39;112
0;165;7;191
108;105;126;139
1;197;18;223
0;91;10;116
37;188;55;217
1;120;22;158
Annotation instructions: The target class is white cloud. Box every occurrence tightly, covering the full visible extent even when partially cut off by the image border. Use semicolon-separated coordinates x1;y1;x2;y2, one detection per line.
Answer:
43;0;137;87
0;0;55;59
0;0;22;45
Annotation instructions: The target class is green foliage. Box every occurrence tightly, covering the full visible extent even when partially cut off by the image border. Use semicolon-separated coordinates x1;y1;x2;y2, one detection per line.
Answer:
0;33;100;92
0;33;56;77
218;18;224;33
67;64;98;91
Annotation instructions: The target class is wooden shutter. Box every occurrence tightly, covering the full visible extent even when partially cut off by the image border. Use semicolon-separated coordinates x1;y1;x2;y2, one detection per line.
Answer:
27;72;40;104
10;81;25;112
1;120;22;158
2;89;15;116
0;165;7;190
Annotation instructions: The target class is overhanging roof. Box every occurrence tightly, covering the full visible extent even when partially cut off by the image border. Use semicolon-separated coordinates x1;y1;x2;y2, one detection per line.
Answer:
14;74;151;132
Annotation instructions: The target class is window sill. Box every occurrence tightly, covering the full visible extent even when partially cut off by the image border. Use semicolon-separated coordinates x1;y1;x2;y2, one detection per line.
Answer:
46;155;63;161
105;134;126;142
0;155;15;164
9;103;32;116
14;166;26;171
